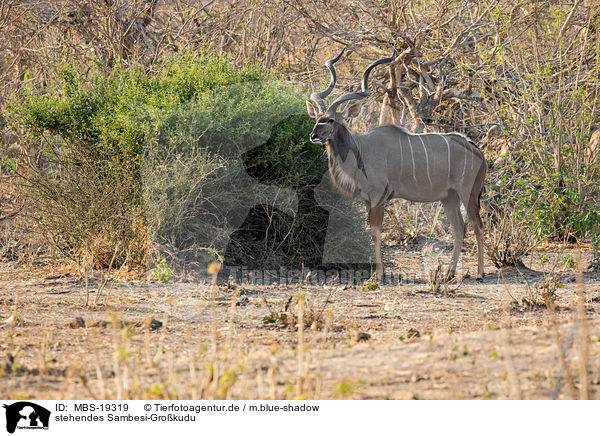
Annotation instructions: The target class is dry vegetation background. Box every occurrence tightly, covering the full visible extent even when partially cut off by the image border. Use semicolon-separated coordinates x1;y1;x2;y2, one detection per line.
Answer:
0;0;600;400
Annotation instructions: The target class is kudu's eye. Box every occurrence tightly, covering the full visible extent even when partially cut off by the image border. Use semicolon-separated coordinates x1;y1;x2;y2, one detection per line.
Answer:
327;119;334;123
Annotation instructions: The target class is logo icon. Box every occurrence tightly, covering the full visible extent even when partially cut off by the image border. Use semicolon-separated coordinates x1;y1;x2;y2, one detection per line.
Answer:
3;402;50;434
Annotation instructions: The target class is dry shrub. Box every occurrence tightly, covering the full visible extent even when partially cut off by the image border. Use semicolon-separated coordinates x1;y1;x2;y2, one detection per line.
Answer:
509;274;560;312
261;295;333;331
483;161;543;268
484;212;537;269
0;175;51;264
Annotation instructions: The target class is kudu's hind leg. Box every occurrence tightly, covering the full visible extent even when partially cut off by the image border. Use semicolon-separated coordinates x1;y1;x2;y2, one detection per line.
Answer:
462;162;487;280
467;188;486;280
441;190;465;280
368;205;385;282
469;210;485;280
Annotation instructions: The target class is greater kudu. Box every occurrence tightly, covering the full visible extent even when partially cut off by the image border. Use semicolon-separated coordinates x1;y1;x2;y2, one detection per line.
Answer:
306;49;487;280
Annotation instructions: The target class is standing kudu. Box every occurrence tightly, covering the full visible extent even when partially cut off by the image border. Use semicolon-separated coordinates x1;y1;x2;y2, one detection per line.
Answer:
306;49;487;281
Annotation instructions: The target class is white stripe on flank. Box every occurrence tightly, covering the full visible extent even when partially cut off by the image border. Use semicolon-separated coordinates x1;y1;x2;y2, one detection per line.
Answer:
462;149;468;181
471;148;474;171
442;135;451;182
407;134;417;184
417;134;433;187
398;135;403;180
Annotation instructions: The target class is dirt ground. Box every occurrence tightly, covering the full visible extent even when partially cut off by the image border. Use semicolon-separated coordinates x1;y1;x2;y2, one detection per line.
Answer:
1;237;600;400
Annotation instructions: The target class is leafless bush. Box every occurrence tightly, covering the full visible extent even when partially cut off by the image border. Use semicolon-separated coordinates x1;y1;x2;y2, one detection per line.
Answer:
483;186;541;269
261;294;334;331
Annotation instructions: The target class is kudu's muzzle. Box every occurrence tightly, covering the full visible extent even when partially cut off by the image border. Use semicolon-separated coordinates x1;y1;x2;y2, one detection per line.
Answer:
309;129;323;144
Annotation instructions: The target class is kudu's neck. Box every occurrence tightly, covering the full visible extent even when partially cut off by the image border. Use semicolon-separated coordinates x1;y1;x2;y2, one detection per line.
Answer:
325;123;367;196
326;123;357;163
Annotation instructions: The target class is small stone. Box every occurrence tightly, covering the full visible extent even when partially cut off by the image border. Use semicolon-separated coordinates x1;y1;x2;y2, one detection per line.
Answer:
407;328;420;339
356;332;371;342
509;301;520;311
69;317;85;328
148;319;163;331
236;297;250;306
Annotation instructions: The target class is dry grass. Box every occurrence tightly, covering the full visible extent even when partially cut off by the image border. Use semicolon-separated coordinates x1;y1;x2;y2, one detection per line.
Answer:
1;243;600;400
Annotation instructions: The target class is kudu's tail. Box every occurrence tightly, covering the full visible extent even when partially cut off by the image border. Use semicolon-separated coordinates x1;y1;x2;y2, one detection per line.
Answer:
469;157;488;228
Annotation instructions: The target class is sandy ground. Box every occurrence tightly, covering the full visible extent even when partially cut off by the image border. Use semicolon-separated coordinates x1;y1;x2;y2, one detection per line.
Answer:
1;239;599;400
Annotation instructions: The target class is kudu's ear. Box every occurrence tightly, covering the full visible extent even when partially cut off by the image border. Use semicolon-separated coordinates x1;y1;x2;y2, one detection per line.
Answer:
306;101;319;119
343;101;362;118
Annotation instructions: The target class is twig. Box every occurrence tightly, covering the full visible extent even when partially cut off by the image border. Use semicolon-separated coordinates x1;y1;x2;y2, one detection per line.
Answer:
575;252;589;400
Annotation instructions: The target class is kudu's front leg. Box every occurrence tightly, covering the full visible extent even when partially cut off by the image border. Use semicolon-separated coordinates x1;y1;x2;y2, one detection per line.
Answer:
368;206;385;281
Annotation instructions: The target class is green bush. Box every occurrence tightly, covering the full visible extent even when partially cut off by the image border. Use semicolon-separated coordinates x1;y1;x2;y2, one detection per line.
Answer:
8;53;264;268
